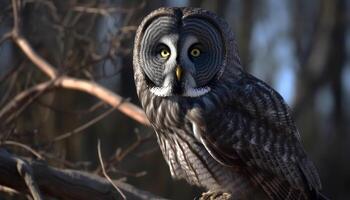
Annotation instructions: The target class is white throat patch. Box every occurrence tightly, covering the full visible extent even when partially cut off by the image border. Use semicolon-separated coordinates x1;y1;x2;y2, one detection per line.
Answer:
183;86;211;97
150;86;211;97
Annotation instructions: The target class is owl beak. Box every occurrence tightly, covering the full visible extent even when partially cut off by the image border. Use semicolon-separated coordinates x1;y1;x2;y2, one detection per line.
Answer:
175;65;183;81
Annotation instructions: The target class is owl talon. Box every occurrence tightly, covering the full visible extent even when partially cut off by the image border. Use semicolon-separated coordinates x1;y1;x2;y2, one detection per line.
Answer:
199;191;232;200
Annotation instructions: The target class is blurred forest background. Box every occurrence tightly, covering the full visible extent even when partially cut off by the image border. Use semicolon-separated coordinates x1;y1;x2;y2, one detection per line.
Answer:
0;0;349;199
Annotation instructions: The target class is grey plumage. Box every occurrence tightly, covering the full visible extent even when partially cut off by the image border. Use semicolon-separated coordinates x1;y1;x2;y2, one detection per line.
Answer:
133;7;325;200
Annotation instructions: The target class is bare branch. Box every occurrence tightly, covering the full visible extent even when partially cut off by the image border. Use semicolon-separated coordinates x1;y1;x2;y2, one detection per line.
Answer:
0;185;18;195
0;32;12;46
94;133;154;174
0;149;167;200
11;0;20;33
0;59;24;85
12;35;58;79
35;100;105;116
53;106;119;142
2;141;43;160
15;157;43;200
11;0;58;79
56;77;150;126
97;140;127;200
0;81;54;125
72;5;132;16
7;0;150;126
0;76;150;127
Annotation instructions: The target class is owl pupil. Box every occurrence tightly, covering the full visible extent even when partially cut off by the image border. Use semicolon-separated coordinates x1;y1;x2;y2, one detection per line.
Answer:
160;49;170;58
190;48;201;57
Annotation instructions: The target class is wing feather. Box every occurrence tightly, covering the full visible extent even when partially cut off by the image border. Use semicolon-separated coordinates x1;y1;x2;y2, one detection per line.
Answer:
190;74;322;199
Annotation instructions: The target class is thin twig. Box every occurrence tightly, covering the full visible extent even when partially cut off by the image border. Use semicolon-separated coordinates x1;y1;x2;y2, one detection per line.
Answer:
53;105;120;142
0;32;12;46
42;151;92;169
0;80;54;125
116;133;152;162
0;185;21;197
2;140;43;160
4;81;54;125
94;133;153;174
109;169;147;178
97;140;127;200
11;0;19;33
72;6;131;16
0;66;20;107
22;0;60;22
0;59;25;85
36;100;105;116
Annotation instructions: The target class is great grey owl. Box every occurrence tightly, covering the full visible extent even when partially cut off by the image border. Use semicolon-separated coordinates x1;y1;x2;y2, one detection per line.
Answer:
133;7;326;200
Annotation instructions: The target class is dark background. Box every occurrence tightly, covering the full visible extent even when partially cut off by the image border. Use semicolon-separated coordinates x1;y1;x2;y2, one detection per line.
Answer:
0;0;349;199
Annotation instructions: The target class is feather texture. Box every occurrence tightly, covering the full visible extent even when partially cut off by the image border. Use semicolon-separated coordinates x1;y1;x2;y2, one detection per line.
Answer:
133;7;325;200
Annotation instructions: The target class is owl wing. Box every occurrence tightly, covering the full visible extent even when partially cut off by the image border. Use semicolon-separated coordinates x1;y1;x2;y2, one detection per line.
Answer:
190;74;323;200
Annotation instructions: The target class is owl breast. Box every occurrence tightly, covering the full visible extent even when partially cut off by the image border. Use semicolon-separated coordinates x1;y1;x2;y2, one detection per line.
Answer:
139;85;262;198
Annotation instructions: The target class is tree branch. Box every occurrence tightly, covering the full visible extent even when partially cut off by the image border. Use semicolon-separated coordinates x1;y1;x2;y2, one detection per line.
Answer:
10;34;150;125
15;157;43;200
97;140;126;200
12;34;58;79
0;81;54;125
7;0;150;126
0;149;167;200
55;77;150;126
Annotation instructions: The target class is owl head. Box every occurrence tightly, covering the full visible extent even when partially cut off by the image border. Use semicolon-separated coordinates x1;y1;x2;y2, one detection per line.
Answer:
133;7;241;98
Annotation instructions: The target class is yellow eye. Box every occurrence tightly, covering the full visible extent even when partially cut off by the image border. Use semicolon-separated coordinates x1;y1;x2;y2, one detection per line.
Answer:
160;49;170;58
190;48;201;57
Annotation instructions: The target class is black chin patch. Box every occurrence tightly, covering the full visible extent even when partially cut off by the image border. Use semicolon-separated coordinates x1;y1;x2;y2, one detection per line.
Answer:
172;79;183;95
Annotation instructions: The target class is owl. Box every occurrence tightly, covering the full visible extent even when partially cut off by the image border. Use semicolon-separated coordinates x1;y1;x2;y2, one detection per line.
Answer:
133;7;326;200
